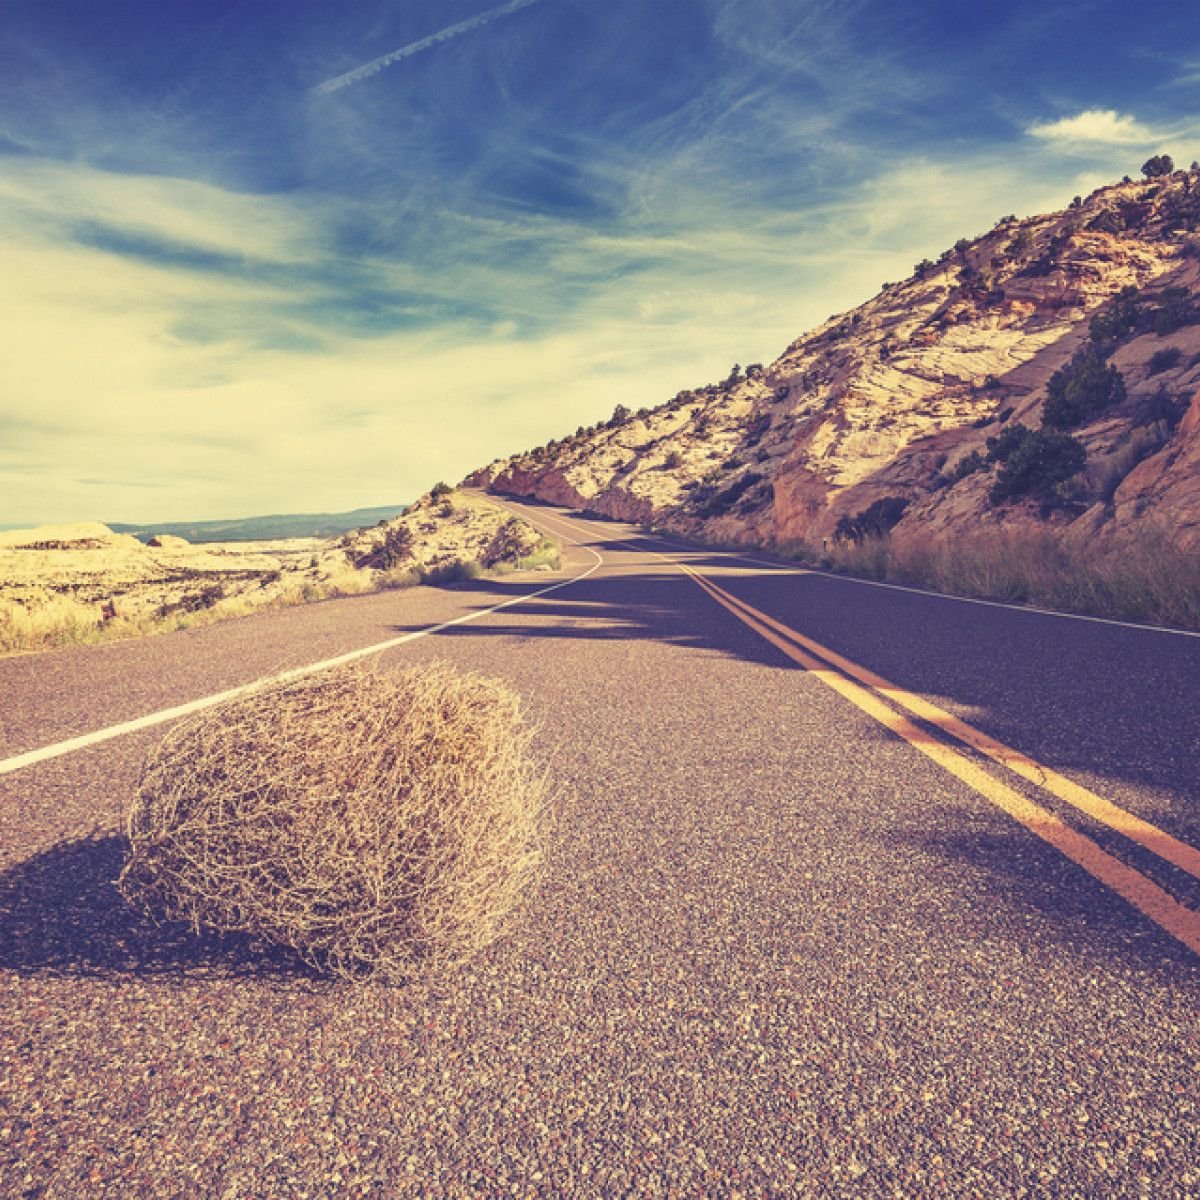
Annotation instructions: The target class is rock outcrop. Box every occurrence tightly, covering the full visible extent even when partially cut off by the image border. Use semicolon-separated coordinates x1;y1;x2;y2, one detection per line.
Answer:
468;171;1200;552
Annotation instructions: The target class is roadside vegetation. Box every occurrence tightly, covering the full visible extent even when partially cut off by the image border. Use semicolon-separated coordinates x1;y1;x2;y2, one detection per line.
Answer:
0;567;387;657
945;279;1196;512
496;535;561;574
800;526;1200;631
0;493;560;657
120;662;547;981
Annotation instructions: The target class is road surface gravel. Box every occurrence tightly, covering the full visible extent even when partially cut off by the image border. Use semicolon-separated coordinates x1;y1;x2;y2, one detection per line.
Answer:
2;501;1198;1197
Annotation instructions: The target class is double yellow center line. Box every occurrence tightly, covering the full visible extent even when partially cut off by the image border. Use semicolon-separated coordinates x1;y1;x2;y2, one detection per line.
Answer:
504;501;1200;956
678;562;1200;956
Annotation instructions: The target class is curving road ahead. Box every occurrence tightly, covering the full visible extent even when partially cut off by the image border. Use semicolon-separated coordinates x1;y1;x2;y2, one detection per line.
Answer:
2;494;1199;1197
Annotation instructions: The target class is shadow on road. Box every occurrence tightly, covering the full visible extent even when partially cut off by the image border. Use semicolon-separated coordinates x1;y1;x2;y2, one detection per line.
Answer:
0;835;322;984
387;568;793;672
432;524;1200;830
385;527;1200;969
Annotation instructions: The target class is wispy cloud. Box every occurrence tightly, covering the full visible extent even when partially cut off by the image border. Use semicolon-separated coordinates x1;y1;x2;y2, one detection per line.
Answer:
7;0;1200;524
314;0;544;95
1160;54;1200;90
1;106;1132;525
0;160;315;263
0;155;788;523
1026;108;1162;145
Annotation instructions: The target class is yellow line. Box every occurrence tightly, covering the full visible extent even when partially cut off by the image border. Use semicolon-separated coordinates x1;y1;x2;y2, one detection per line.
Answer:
488;501;1200;954
685;566;1200;884
680;565;1200;956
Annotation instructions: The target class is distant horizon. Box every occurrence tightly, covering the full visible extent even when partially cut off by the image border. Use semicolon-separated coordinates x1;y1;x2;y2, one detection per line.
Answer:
3;0;1198;525
1;500;409;535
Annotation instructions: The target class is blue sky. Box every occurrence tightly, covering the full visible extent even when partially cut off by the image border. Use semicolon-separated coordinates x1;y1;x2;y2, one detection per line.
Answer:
2;0;1198;524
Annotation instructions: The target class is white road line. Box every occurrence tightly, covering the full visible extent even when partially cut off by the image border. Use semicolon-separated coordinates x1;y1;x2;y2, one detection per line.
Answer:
0;542;605;778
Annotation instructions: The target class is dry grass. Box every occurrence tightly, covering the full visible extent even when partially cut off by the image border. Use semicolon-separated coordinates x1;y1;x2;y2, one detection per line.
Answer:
0;560;478;657
119;662;548;981
809;525;1200;631
0;591;106;654
492;536;562;575
0;579;355;657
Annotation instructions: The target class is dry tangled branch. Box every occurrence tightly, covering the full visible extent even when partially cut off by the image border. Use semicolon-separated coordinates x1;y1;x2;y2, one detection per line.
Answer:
118;662;547;981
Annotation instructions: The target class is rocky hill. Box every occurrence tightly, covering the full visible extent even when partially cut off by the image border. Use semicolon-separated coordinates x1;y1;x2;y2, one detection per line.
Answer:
467;168;1200;552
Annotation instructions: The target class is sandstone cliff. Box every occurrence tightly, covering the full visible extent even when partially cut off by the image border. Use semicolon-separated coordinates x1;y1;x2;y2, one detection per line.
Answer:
467;171;1200;551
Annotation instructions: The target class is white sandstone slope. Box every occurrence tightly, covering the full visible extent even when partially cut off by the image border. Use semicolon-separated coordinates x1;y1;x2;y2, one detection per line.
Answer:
469;171;1200;551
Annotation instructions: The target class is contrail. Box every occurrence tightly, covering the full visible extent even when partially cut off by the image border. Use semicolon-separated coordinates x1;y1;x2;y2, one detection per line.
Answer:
315;0;543;95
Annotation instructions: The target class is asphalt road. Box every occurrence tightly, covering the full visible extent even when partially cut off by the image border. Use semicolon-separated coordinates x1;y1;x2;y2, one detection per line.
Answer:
2;495;1199;1198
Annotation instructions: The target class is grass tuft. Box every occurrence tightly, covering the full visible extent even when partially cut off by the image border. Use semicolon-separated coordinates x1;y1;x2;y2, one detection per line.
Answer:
0;591;107;654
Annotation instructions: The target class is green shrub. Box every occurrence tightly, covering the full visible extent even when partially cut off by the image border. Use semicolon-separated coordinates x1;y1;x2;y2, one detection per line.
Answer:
950;450;987;481
358;525;413;571
1088;209;1125;235
1090;426;1167;502
1087;285;1196;348
720;364;743;389
157;584;225;619
1006;229;1033;256
833;496;910;544
514;538;561;572
482;518;536;568
421;560;484;585
1043;348;1126;428
988;428;1086;504
1163;190;1200;232
698;472;765;518
1088;286;1143;346
1142;154;1175;179
1137;388;1189;432
985;424;1033;462
1148;347;1183;376
1151;288;1196;335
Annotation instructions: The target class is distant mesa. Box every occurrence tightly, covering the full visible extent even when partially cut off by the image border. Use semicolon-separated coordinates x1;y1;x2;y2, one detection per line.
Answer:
109;504;408;544
0;521;130;551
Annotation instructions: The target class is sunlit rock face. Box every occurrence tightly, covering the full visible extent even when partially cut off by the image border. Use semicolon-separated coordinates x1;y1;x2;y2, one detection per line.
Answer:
470;172;1200;552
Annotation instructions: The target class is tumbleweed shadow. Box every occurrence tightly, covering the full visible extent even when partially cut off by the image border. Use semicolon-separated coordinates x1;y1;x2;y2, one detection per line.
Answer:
0;836;321;983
